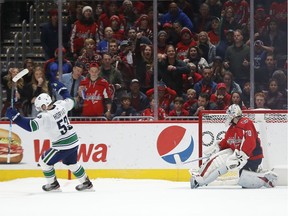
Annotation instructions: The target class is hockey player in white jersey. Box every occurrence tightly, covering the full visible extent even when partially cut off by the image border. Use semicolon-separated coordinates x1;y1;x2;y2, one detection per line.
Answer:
6;80;93;192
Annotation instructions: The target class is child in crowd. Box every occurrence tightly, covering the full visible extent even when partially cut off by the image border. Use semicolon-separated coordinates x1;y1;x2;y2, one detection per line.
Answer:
183;88;197;111
142;98;167;120
169;97;189;117
113;95;138;118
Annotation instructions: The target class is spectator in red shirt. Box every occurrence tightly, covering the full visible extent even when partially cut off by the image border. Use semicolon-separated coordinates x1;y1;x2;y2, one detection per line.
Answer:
169;96;189;117
146;83;177;115
210;82;231;110
142;98;167;120
70;6;98;60
78;63;112;119
183;88;197;111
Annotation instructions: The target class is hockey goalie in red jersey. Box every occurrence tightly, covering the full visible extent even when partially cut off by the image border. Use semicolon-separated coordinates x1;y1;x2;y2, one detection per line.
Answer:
190;104;278;189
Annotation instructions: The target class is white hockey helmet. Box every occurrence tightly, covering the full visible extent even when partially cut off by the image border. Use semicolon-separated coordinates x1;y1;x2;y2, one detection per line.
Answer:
35;93;52;111
225;104;242;126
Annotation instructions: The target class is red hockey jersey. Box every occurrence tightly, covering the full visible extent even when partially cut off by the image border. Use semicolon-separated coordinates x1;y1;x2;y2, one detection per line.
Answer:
80;77;112;116
219;117;263;160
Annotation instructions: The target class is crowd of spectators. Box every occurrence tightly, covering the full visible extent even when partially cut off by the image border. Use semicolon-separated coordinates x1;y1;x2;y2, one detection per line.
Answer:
1;0;287;120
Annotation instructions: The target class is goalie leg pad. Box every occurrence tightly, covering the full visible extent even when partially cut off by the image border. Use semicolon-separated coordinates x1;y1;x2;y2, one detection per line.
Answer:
190;149;233;188
198;149;233;178
238;169;278;188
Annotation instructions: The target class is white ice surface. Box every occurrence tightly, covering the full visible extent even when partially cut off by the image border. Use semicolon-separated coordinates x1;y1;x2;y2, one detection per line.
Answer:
0;178;287;216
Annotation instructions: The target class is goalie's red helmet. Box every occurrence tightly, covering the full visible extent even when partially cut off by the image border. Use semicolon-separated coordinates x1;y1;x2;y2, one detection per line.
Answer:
225;104;242;126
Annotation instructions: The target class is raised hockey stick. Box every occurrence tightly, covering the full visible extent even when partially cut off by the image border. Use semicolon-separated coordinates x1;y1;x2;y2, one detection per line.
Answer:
7;68;29;163
174;153;210;166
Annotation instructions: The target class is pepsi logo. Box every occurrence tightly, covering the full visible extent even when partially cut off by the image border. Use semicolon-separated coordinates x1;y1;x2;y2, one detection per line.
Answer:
157;126;194;164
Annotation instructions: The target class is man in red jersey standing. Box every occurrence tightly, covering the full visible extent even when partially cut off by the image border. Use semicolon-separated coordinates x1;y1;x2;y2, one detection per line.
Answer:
78;63;112;119
190;104;278;189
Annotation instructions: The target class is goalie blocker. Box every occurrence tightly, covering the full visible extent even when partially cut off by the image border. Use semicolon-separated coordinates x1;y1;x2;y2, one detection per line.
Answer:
190;104;278;189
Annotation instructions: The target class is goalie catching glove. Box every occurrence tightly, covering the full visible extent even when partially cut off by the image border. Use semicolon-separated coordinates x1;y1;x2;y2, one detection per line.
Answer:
226;149;249;171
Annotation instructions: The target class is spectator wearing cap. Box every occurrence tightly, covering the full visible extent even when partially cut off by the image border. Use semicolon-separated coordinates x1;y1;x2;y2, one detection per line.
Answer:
70;5;99;60
78;63;112;119
109;40;136;91
40;9;70;60
157;30;168;54
160;2;194;32
254;5;270;34
207;16;220;45
158;45;190;97
162;21;180;46
146;82;177;115
44;47;73;83
134;32;154;94
176;27;197;61
120;0;142;29
110;15;125;41
98;1;125;41
127;79;150;114
134;14;153;41
77;38;102;76
61;61;85;116
210;82;231;110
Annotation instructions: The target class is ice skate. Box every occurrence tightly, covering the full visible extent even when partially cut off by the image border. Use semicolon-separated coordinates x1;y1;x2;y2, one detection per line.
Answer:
190;173;203;189
76;177;94;191
42;179;61;192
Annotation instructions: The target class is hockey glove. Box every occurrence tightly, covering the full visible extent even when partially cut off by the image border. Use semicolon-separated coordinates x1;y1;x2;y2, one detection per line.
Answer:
226;149;249;171
50;80;71;99
6;107;20;121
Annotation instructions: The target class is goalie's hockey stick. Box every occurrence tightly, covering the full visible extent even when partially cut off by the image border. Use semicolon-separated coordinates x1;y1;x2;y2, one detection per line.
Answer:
174;153;210;166
7;68;29;163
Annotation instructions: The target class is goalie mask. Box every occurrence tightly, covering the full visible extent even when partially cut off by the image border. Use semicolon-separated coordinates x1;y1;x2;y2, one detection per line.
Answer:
35;93;52;111
225;104;242;126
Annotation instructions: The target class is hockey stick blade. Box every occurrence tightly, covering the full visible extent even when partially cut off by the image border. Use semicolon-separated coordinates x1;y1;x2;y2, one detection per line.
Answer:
12;68;29;82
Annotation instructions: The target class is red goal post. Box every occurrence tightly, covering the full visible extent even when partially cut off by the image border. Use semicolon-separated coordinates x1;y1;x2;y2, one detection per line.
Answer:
198;109;288;185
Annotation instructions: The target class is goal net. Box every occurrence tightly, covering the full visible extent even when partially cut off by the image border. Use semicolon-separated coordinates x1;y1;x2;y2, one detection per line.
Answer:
198;110;288;185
